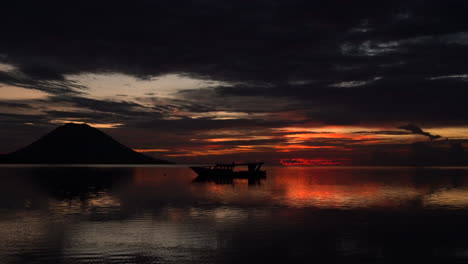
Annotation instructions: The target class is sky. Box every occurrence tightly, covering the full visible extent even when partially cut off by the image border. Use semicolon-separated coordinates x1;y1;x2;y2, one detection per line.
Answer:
1;0;468;164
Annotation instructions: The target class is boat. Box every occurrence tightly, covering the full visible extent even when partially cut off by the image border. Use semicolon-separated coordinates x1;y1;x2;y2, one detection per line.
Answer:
190;162;266;179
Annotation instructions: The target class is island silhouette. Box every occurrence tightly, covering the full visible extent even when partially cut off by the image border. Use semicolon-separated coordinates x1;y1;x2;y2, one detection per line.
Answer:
0;123;172;164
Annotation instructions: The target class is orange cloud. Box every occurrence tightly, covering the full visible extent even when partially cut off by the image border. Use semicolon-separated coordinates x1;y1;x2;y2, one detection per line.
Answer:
275;145;340;152
203;136;275;142
166;144;264;157
133;148;170;153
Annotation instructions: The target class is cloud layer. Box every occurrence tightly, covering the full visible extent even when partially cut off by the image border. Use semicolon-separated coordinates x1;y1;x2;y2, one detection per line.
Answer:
1;0;468;162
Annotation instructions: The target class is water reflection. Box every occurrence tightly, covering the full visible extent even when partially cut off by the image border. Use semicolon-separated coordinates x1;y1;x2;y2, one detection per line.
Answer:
192;175;264;185
3;166;468;211
1;166;468;263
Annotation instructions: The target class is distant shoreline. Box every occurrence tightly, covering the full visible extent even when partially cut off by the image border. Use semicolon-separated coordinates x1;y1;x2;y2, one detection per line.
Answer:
1;164;468;169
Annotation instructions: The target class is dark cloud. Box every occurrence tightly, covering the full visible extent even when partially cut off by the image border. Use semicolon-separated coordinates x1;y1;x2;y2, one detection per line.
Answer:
44;110;112;121
210;77;468;125
0;101;34;109
45;95;160;118
398;124;442;140
126;117;301;132
144;97;216;113
2;1;468;83
353;130;412;136
0;71;85;95
0;113;53;152
0;113;48;125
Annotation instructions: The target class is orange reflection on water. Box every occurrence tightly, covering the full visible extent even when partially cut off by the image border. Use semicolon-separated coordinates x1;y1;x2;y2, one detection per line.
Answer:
269;167;422;208
128;167;468;209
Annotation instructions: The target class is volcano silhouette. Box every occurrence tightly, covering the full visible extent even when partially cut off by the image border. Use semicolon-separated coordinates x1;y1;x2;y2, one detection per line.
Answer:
1;123;172;164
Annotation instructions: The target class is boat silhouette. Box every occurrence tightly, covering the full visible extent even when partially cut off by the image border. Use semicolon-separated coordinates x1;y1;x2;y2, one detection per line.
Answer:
190;162;266;179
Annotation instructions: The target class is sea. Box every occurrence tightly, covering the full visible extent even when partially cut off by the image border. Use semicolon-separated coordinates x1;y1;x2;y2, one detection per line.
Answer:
1;165;468;264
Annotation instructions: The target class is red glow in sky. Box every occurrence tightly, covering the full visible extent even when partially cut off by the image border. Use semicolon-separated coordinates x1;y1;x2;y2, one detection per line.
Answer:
280;158;351;166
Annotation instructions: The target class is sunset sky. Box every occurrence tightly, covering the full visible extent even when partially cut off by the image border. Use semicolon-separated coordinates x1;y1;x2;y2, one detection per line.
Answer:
1;0;468;164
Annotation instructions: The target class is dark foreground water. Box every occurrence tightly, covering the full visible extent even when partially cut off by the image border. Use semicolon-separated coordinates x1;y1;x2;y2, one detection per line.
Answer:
1;166;468;264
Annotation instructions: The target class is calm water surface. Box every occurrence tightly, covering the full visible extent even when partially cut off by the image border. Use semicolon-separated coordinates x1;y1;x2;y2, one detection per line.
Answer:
1;166;468;263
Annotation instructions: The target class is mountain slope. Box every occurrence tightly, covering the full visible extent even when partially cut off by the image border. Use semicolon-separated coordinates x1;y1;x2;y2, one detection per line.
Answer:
2;123;172;164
